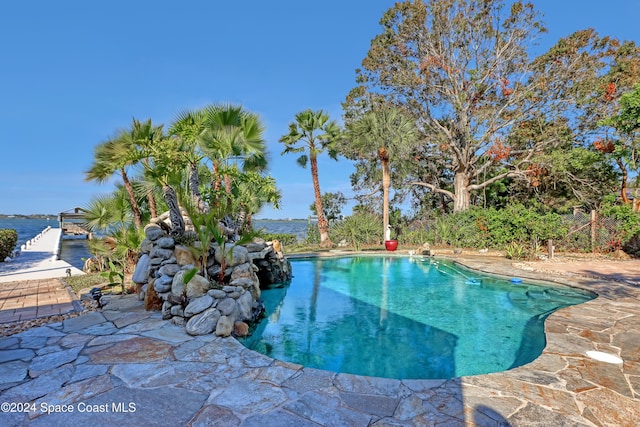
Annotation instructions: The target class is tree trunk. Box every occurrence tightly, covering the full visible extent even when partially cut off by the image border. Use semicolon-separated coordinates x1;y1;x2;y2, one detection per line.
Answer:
148;192;157;219
310;153;332;248
379;148;391;242
121;168;142;229
617;159;630;203
224;173;233;212
453;171;471;212
162;183;184;235
189;163;209;213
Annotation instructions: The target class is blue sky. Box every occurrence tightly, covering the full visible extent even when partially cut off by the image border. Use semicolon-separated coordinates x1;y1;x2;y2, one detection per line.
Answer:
1;1;638;218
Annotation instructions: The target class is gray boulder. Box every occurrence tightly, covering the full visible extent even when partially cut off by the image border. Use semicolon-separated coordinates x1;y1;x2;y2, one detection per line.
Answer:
184;294;214;317
132;254;150;284
186;308;221;336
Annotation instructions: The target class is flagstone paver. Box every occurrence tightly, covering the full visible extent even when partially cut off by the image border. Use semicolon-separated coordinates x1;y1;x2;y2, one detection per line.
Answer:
0;256;638;426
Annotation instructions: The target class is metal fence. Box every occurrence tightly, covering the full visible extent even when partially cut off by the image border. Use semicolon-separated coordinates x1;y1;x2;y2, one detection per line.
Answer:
555;211;622;253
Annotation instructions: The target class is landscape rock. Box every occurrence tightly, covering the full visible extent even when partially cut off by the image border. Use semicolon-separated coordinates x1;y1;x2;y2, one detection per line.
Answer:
140;238;154;254
175;245;197;266
132;254;151;284
215;245;249;267
171;271;186;296
237;291;253;321
215;315;234;337
208;289;226;299
184;294;215;317
185;274;211;299
144;224;166;241
154;275;173;293
234;321;249;337
150;247;174;261
158;263;180;277
217;298;238;317
157;237;176;249
186;308;220;336
135;223;292;337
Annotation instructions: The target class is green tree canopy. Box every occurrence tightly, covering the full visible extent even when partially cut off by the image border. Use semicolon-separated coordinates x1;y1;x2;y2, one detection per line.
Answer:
344;0;640;213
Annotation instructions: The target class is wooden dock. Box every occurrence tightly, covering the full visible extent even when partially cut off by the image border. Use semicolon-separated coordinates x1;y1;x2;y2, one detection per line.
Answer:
0;227;84;283
58;207;91;238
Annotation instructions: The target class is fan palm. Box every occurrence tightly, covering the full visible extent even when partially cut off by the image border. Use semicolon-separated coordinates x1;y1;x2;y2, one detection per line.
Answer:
279;109;341;248
199;104;267;217
169;109;209;213
346;107;418;242
85;136;143;229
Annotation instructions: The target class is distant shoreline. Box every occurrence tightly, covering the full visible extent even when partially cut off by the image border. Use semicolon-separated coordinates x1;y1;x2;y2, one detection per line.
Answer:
0;214;56;219
0;214;309;221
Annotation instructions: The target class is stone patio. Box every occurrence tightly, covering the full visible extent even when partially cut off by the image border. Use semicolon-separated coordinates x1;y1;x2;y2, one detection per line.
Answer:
0;256;638;426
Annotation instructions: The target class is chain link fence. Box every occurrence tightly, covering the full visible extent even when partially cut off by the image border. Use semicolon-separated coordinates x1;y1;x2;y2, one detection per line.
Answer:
555;211;622;253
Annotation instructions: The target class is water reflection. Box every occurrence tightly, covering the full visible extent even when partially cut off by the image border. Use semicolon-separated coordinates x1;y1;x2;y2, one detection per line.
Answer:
241;257;593;379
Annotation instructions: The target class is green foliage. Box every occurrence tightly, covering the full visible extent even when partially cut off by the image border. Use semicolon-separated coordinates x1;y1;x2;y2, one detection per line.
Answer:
0;229;18;260
600;195;640;245
183;267;198;285
331;212;381;251
183;203;222;281
398;228;431;246
405;206;567;254
504;242;529;260
305;223;320;245
309;191;346;221
100;260;125;288
86;223;144;276
260;233;297;246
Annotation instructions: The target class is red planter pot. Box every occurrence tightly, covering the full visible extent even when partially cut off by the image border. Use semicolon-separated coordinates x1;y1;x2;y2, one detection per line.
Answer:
384;240;399;251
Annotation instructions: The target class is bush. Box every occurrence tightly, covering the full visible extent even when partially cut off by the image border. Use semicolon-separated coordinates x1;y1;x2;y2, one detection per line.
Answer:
331;212;381;251
405;205;567;253
261;233;298;246
0;228;18;261
305;223;320;245
504;242;528;260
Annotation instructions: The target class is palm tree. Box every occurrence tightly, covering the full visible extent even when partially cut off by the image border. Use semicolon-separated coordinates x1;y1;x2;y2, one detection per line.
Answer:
169;109;209;213
346;107;418;242
279;109;341;248
143;135;189;236
234;171;281;232
121;118;165;219
199;104;268;221
85;136;143;229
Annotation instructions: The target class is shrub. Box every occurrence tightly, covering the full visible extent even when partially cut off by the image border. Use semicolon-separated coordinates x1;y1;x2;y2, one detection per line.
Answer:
305;223;320;245
261;233;298;246
504;242;528;260
600;196;640;246
0;229;18;261
406;205;567;253
331;212;381;251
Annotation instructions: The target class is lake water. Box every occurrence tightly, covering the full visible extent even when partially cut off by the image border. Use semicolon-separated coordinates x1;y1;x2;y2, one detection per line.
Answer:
0;218;309;270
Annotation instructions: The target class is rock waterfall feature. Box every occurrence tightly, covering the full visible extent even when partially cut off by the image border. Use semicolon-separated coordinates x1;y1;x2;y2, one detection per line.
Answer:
130;224;292;337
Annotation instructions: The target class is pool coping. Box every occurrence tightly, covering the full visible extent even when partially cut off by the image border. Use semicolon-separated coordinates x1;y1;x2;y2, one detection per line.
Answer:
0;254;638;425
285;253;640;425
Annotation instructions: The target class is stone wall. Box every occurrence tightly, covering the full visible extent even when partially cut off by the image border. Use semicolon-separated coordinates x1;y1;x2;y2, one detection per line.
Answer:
131;224;292;338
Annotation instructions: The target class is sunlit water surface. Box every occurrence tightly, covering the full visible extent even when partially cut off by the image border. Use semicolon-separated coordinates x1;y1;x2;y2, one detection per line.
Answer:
241;256;594;379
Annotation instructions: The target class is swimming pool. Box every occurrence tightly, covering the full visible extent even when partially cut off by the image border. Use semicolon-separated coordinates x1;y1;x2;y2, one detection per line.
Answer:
240;256;595;379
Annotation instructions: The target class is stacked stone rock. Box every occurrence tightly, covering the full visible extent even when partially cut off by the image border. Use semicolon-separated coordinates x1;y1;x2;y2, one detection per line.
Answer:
131;224;291;338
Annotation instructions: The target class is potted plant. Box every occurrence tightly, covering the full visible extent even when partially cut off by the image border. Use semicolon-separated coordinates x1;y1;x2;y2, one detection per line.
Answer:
384;239;399;251
384;225;398;251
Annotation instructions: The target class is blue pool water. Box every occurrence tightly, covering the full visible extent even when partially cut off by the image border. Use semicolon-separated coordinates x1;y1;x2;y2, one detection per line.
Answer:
241;256;595;379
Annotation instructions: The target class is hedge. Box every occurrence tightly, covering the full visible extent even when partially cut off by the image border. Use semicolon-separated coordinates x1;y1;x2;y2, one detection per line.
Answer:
0;229;18;261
